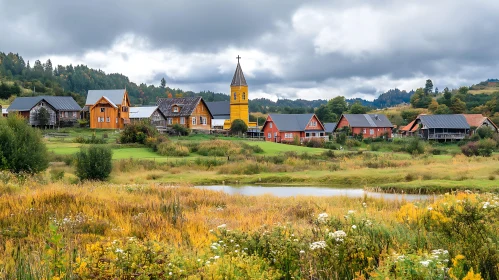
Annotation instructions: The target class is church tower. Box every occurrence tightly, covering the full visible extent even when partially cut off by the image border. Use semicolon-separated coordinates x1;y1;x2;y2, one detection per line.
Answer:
224;56;256;129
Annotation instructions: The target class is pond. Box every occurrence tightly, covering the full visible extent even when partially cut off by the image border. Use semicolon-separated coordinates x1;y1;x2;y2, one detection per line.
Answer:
195;185;434;201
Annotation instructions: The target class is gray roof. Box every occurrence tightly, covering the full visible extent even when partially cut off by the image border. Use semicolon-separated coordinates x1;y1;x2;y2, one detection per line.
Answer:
86;89;126;105
324;122;337;133
265;114;324;132
157;97;213;118
231;62;247;86
418;115;470;129
7;96;81;112
206;101;230;119
341;114;393;128
129;106;159;119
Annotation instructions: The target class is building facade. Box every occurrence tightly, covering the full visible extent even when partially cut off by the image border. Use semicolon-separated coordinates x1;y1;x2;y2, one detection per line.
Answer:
157;97;213;131
7;96;81;127
85;89;130;129
261;113;326;142
334;114;393;139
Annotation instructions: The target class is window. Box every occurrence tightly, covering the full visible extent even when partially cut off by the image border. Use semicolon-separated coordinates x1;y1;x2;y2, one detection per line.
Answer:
270;123;272;128
73;112;77;118
60;112;63;118
65;112;68;118
285;133;293;139
200;117;207;125
233;92;237;100
363;128;366;134
180;117;185;124
370;129;374;135
100;108;105;113
242;92;245;100
309;121;317;127
268;133;271;139
116;118;118;124
173;106;179;112
192;117;197;125
167;118;173;125
274;132;277;138
106;117;110;123
122;106;128;112
306;132;310;137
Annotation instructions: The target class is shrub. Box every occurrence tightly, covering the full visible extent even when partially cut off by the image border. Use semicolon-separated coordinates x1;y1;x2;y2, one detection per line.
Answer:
476;126;495;139
120;121;157;144
157;142;190;157
230;119;248;135
336;133;347;145
477;139;496;157
75;134;106;144
0;114;49;173
323;141;338;150
78;119;89;128
49;169;65;181
197;140;242;157
405;137;425;155
345;139;361;148
75;145;113;181
171;124;190;136
302;138;324;148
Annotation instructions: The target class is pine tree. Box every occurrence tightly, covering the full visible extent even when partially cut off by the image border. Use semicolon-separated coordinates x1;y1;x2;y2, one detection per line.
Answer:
160;77;166;88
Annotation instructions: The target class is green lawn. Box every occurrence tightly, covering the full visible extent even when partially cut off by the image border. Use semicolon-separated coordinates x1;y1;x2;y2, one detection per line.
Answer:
244;141;328;155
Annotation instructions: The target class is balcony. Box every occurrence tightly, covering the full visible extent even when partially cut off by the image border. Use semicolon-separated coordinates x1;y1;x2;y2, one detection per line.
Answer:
424;133;467;140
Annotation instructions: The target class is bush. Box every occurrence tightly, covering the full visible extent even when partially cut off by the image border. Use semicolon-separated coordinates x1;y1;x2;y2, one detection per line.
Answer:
405;137;425;155
75;145;113;181
230;119;248;135
157;142;190;157
476;126;495;139
120;121;157;144
336;133;347;145
323;141;338;150
75;134;106;144
345;139;361;148
0;115;49;173
78;119;89;128
302;138;324;148
462;140;496;157
171;124;190;136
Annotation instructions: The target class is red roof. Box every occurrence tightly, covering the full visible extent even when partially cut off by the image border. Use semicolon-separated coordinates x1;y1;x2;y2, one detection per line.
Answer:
461;114;487;128
400;119;418;132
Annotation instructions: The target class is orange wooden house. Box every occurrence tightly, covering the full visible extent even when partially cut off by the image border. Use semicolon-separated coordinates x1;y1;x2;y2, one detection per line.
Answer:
156;97;213;131
85;89;131;129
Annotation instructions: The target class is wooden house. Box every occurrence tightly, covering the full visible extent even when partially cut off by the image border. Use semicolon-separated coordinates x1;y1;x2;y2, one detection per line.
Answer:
407;114;470;140
461;114;498;134
261;113;326;142
129;106;167;127
156;97;213;131
85;89;131;129
7;96;81;127
334;114;393;139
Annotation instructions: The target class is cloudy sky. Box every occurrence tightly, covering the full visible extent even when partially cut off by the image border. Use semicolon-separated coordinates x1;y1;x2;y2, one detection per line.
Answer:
1;0;499;101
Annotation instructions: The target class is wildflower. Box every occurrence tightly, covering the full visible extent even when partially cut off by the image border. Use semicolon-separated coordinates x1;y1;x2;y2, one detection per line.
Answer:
362;202;367;208
317;213;329;223
299;250;305;254
483;202;490;209
197;259;201;262
115;248;123;254
427;207;433;211
209;230;213;233
169;272;172;276
420;260;431;267
328;230;347;242
347;210;355;215
234;250;238;253
309;241;327;250
214;255;220;260
352;225;357;229
205;261;211;265
217;224;226;229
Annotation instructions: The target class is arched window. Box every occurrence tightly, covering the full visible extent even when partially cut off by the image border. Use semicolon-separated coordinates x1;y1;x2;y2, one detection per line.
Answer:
242;92;245;100
233;92;237;100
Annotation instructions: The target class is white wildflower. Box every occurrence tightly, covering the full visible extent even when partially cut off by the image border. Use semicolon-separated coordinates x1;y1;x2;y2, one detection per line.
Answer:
115;248;123;254
483;202;490;209
234;250;238;253
328;230;347;242
299;250;305;254
420;260;431;267
214;255;220;260
169;272;172;276
347;210;355;215
352;225;357;229
362;202;367;208
309;241;327;250
217;224;226;229
427;207;433;211
317;213;329;223
205;261;211;265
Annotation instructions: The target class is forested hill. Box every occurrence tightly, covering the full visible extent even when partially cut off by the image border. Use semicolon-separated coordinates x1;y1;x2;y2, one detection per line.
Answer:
0;51;412;110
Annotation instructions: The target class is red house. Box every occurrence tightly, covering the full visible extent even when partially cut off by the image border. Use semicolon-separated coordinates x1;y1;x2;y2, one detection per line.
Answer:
261;113;326;142
334;114;393;139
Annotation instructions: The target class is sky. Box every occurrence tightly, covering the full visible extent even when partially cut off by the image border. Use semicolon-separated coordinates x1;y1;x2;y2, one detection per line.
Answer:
1;0;499;101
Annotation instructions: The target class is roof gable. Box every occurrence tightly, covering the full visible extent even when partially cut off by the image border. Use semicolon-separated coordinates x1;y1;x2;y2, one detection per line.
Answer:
265;114;324;131
342;114;393;128
129;106;160;119
7;96;81;112
86;89;126;105
157;97;213;118
91;96;118;108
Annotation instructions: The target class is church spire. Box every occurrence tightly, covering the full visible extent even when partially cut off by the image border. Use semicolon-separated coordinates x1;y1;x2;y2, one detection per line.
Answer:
231;55;247;87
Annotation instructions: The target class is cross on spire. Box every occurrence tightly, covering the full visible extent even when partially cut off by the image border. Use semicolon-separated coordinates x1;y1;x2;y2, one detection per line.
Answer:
236;55;241;63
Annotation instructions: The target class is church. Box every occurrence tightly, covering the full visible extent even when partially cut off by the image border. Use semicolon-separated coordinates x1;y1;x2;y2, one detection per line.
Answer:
206;57;257;130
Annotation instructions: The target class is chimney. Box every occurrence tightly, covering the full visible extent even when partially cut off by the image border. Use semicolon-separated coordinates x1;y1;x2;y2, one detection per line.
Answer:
375;114;379;121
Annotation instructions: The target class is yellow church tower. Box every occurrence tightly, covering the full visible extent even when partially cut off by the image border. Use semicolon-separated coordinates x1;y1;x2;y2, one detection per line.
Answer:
223;56;257;129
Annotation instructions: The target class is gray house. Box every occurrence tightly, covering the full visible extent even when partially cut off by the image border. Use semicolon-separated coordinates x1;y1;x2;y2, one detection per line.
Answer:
408;114;470;140
7;96;81;127
129;106;167;127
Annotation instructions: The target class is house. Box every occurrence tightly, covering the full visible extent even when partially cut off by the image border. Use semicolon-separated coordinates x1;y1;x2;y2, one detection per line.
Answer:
156;97;213;131
334;114;393;139
7;96;81;127
129;106;167;127
461;114;498;134
85;89;131;129
261;113;326;142
407;114;470;140
323;122;337;135
206;101;230;129
400;119;419;137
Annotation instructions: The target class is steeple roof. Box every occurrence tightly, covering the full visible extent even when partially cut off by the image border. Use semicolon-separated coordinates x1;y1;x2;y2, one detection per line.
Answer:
231;61;247;87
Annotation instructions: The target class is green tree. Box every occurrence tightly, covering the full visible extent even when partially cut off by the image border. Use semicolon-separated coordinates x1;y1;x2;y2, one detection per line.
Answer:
410;88;432;108
230;119;248;135
75;145;113;181
160;77;166;88
434;104;452;114
401;110;421;122
37;107;50;127
424;79;433;95
450;96;466;113
328;96;348;116
428;99;439;113
349;102;368;114
0;114;49;173
315;104;337;123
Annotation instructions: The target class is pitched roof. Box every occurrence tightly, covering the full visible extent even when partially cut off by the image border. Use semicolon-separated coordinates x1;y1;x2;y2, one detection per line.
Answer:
86;89;126;105
231;62;247;87
157;97;213;118
266;114;324;131
324;122;337;133
341;114;393;128
7;96;81;112
418;115;470;129
461;114;497;129
400;119;418;132
205;101;230;119
129;106;159;119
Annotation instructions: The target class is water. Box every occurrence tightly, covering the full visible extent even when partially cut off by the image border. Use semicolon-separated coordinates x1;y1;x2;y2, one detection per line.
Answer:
195;185;433;201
